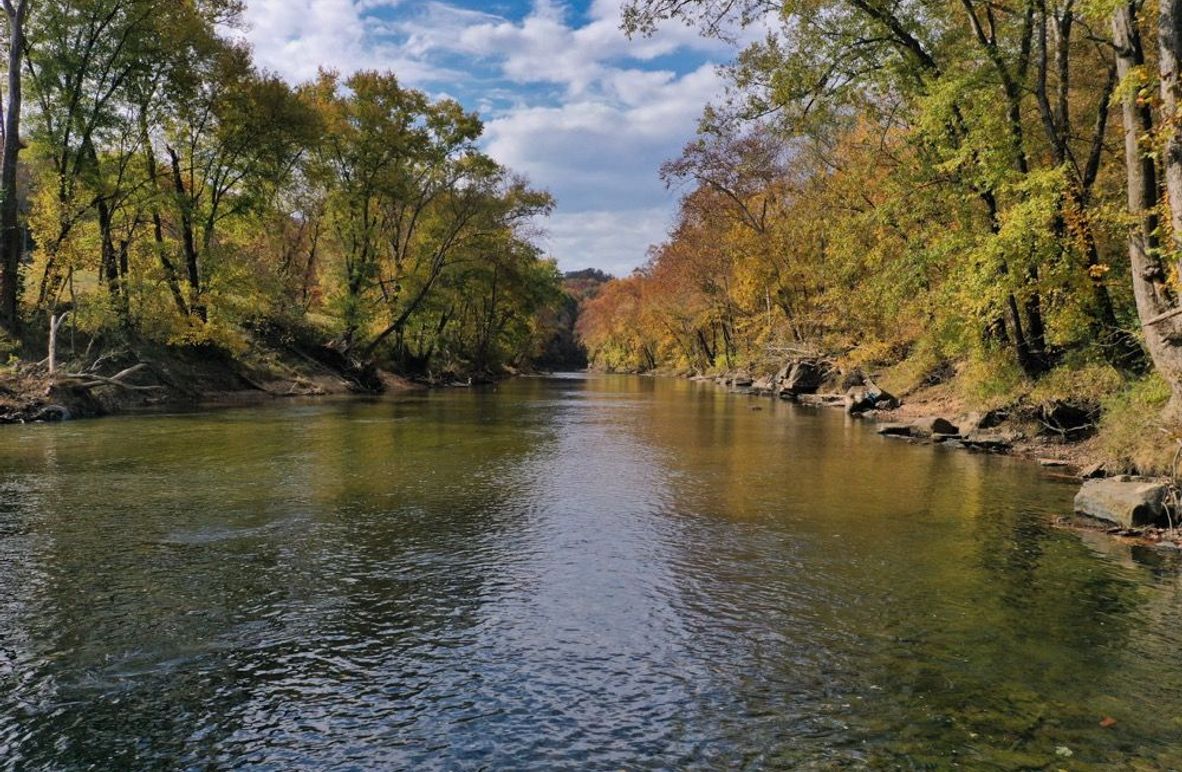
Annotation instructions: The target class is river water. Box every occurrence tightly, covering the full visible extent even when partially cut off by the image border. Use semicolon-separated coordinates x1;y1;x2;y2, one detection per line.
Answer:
1;374;1180;769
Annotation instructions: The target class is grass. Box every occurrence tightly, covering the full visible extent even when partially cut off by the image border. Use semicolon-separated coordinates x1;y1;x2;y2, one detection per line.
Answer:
1097;374;1180;475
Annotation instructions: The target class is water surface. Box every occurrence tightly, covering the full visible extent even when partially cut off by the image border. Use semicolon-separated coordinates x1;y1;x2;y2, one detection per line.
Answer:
2;374;1181;769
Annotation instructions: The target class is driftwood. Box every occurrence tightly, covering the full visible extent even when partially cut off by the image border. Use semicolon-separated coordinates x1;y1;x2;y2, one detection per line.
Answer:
55;363;164;392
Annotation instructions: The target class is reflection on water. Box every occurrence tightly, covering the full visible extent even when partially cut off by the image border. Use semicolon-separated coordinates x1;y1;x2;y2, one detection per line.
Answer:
1;374;1180;768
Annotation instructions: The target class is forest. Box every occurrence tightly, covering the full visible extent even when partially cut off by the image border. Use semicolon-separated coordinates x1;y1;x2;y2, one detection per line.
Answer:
579;0;1182;471
0;0;565;384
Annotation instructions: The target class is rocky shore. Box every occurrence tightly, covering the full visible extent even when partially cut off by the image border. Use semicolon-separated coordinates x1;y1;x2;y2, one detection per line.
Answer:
697;358;1182;550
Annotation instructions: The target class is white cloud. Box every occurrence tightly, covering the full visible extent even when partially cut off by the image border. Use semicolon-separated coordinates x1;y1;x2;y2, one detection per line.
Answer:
482;63;723;212
239;0;738;272
542;207;673;277
240;0;454;82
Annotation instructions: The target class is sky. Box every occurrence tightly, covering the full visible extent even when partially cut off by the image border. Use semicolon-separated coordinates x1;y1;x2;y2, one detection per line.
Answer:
237;0;742;277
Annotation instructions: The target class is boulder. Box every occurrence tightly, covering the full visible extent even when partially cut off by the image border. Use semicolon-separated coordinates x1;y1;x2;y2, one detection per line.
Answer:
1074;477;1172;528
751;375;775;393
841;368;868;390
912;416;960;437
845;379;898;415
730;372;754;388
32;405;71;422
958;410;1006;435
777;359;829;397
877;423;913;437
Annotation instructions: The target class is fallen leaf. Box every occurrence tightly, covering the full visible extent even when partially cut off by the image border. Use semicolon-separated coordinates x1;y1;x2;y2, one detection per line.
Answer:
1100;716;1118;728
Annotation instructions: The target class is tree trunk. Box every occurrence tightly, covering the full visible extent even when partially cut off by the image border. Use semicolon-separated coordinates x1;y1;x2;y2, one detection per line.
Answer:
1115;3;1182;411
0;1;27;334
140;113;187;316
167;145;206;322
1160;0;1182;279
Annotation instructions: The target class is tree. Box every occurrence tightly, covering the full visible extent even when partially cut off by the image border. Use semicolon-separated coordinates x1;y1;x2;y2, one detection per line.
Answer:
0;0;28;334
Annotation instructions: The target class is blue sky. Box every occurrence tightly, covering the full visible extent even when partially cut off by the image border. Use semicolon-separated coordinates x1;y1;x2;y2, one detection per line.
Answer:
239;0;743;276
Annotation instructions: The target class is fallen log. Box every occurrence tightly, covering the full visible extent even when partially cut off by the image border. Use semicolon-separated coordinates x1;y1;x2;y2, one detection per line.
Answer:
56;363;164;392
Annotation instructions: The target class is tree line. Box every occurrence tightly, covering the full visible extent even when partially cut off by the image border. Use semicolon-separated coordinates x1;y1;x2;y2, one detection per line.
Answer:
0;0;563;375
582;0;1182;419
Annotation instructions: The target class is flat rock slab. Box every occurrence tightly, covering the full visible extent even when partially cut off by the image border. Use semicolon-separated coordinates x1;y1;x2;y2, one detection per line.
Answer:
962;433;1013;452
794;393;846;407
877;423;913;437
1074;478;1171;528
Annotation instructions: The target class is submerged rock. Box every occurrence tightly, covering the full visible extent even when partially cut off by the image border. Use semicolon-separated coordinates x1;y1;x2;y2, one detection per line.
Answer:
795;393;846;407
1074;477;1171;528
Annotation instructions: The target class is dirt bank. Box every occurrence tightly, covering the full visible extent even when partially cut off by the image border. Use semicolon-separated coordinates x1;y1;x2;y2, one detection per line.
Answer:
0;333;425;425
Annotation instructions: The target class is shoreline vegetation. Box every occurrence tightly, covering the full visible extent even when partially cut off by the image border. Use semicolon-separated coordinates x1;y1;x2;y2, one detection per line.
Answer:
0;3;584;418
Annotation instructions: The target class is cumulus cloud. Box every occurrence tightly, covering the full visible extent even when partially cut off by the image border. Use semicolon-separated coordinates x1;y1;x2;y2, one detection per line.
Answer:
240;0;455;82
543;207;674;277
239;0;738;272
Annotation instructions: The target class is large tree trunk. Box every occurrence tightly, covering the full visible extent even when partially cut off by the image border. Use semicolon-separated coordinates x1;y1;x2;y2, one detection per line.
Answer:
1114;3;1182;411
1160;0;1182;276
0;1;27;335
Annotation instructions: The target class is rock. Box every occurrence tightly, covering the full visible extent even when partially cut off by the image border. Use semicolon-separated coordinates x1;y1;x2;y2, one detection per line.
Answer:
912;416;960;437
877;423;913;437
1038;458;1070;468
795;393;846;407
751;375;775;393
958;410;1006;434
1074;477;1171;528
841;368;867;390
777;359;829;397
962;432;1013;452
1079;462;1108;480
845;379;898;415
730;372;754;388
32;405;71;422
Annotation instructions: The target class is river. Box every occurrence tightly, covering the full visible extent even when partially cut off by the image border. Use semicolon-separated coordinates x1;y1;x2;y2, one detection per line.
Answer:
1;374;1180;768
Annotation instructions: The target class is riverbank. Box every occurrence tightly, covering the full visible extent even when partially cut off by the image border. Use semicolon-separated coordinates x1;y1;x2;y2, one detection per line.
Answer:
683;361;1182;550
0;329;429;425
